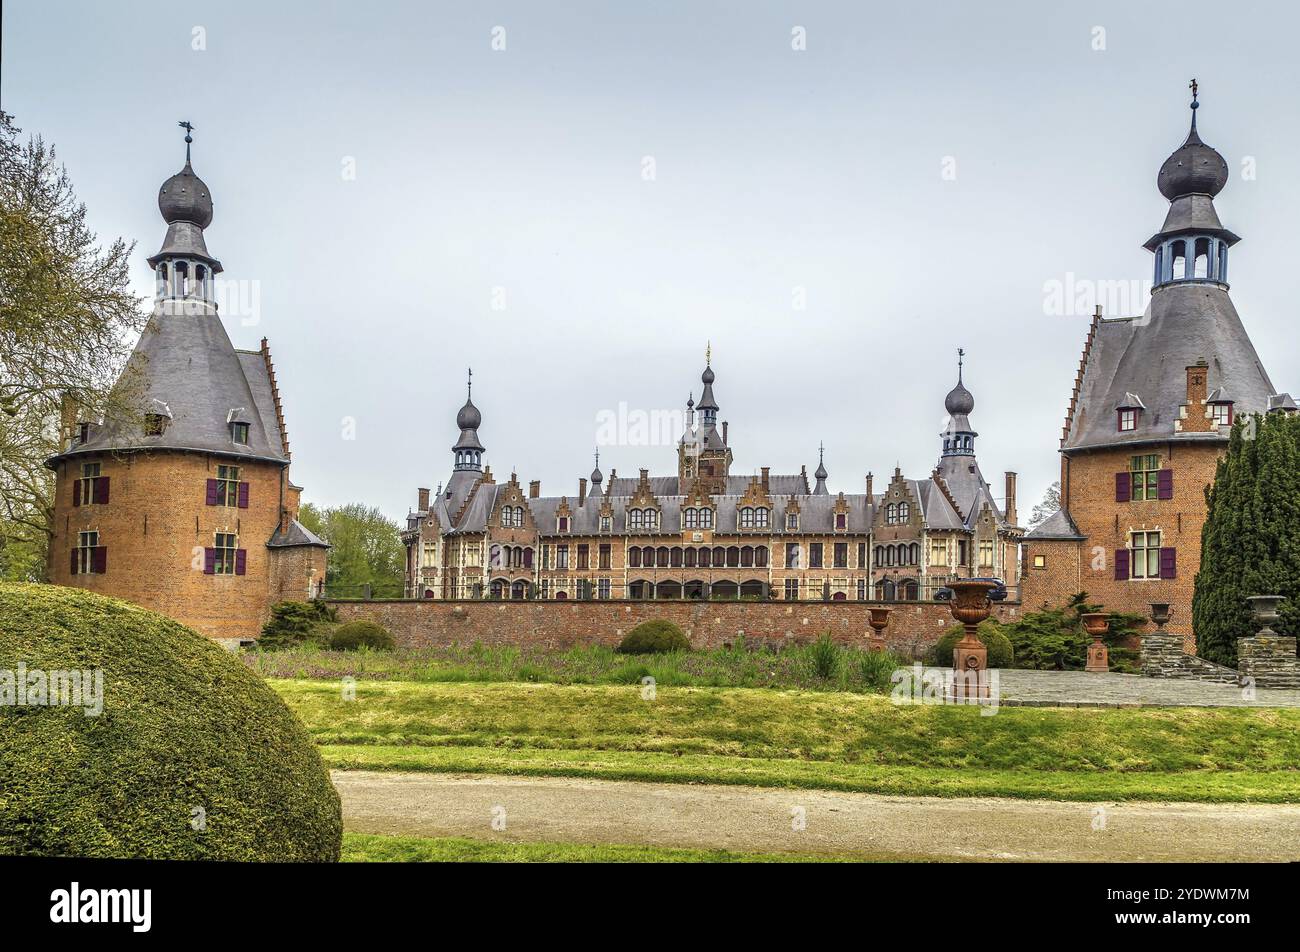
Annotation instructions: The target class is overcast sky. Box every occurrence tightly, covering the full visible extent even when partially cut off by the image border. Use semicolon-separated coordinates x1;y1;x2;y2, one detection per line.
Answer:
6;1;1299;521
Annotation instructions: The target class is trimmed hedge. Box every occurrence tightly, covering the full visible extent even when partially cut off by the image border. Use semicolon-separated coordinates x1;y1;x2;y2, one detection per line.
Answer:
926;621;1015;668
0;583;341;861
329;620;394;651
617;620;690;654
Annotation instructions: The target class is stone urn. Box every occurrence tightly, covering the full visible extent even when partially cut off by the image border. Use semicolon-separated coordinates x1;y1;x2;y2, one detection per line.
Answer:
866;606;891;652
1150;603;1172;630
1081;612;1110;673
947;579;997;700
1247;595;1285;635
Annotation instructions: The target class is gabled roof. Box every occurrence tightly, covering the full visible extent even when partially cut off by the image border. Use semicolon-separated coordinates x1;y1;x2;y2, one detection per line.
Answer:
268;518;329;548
1063;284;1275;452
1025;508;1085;541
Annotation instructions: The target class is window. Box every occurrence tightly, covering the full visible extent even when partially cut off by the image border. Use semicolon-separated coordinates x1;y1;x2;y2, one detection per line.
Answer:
557;516;569;532
929;540;947;567
599;543;611;569
213;532;238;576
684;507;698;529
629;509;643;531
833;542;848;568
628;547;641;568
76;462;106;506
421;543;437;568
898;502;909;521
600;515;611;532
754;508;769;528
835;513;846;530
644;509;659;530
700;507;713;528
1129;455;1160;501
784;578;799;600
556;545;569;569
885;503;897;525
1119;408;1137;432
740;507;754;529
1033;554;1047;569
978;540;994;568
577;544;589;570
1211;403;1232;426
785;543;800;569
77;422;91;443
857;578;866;600
1130;531;1162;579
73;530;102;575
809;543;824;568
598;578;611;600
214;465;241;507
144;413;168;436
231;421;250;444
785;512;798;531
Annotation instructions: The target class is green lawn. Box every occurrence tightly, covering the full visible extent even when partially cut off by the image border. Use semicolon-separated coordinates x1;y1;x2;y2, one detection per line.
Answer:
341;832;867;863
272;679;1300;803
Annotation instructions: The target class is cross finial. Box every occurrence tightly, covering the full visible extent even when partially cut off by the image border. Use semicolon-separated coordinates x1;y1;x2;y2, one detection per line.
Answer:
957;347;965;381
178;120;194;163
818;440;825;464
1189;77;1199;105
705;341;711;366
466;367;473;397
594;447;600;466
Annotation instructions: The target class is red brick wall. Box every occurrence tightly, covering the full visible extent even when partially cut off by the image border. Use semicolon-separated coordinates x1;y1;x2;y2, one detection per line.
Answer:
330;598;1024;657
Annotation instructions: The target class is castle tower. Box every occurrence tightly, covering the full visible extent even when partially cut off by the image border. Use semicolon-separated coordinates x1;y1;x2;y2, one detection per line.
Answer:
46;124;326;647
679;347;732;493
1022;85;1290;646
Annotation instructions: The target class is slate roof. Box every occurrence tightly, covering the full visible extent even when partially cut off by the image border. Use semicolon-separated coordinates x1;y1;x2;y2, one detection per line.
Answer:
48;300;290;467
1063;284;1276;453
1025;508;1085;541
268;518;329;548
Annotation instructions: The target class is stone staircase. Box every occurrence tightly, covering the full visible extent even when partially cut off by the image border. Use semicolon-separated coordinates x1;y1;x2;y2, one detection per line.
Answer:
1140;632;1241;685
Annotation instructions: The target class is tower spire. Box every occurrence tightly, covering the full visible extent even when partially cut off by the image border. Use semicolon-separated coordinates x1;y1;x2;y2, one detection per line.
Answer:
178;120;194;164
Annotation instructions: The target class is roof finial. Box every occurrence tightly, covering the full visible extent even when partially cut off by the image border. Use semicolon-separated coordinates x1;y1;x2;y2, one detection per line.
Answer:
467;366;473;398
819;441;825;464
957;347;965;382
705;341;711;366
594;447;600;466
178;120;194;164
1189;77;1200;133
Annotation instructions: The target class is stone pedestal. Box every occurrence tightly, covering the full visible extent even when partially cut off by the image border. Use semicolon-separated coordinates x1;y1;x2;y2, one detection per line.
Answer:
1086;640;1109;673
1140;631;1187;678
951;641;990;700
1238;634;1300;690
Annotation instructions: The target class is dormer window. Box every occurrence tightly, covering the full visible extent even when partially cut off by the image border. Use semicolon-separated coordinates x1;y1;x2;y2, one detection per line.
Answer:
1207;389;1234;427
599;515;611;533
835;513;847;530
231;422;249;444
785;512;798;531
144;413;169;436
77;422;91;444
683;507;713;529
1116;393;1144;433
1119;409;1137;431
754;507;769;528
557;516;569;533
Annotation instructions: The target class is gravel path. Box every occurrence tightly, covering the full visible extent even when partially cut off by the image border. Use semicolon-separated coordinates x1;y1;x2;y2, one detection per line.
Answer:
334;771;1300;862
993;669;1300;707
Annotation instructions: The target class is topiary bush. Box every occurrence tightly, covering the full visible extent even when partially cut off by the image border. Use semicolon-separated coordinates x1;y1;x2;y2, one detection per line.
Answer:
617;620;690;654
0;582;342;860
926;621;1015;668
329;619;394;651
259;599;338;649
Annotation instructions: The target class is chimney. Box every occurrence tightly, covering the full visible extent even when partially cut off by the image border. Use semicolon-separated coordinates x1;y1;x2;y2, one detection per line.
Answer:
865;472;874;498
578;478;588;507
760;466;770;492
722;421;729;445
417;487;430;512
529;480;540;498
1181;360;1213;433
1004;472;1018;526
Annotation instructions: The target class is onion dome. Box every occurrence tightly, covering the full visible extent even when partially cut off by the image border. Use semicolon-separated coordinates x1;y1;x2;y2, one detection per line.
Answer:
944;378;975;416
456;396;481;431
590;450;603;487
158;161;214;227
1157;87;1228;200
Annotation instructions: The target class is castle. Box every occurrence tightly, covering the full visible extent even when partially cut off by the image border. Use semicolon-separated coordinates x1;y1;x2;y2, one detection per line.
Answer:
1021;87;1296;645
400;356;1024;603
45;130;327;647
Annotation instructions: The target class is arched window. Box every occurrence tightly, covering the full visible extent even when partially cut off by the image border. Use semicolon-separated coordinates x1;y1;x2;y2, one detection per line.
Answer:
670;547;683;568
910;543;920;565
629;547;642;568
755;546;768;567
740;546;753;568
684;547;697;568
1171;239;1187;280
701;507;714;528
657;547;670;568
740;507;754;529
699;546;711;568
684;508;698;529
1194;237;1210;279
754;508;769;528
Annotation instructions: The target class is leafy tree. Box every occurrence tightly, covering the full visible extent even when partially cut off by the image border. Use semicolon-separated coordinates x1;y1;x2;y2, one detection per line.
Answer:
299;502;404;598
0;112;143;577
1027;480;1061;529
1194;413;1300;666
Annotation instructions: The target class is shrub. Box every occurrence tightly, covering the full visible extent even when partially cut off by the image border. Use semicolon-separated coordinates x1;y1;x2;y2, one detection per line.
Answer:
927;621;1014;668
259;600;337;649
805;632;842;680
857;648;902;692
0;582;341;860
617;620;690;654
329;620;395;651
1003;593;1144;671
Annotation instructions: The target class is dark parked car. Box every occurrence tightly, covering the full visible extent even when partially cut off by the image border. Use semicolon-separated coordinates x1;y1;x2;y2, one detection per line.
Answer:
934;578;1007;602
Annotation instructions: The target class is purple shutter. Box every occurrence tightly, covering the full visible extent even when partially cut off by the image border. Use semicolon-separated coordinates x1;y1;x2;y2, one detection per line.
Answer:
205;479;219;506
73;480;82;507
238;482;249;509
70;548;79;575
92;546;107;574
203;547;216;574
1115;472;1131;503
1157;469;1173;500
93;476;110;505
235;549;247;576
1159;547;1177;579
1114;549;1130;581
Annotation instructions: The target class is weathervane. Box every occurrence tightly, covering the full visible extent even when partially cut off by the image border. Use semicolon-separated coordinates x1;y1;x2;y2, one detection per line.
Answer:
178;120;194;163
467;367;473;397
957;347;965;381
706;341;711;366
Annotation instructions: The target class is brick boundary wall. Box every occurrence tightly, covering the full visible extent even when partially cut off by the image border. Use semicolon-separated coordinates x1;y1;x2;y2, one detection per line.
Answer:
328;598;1025;657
